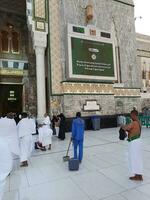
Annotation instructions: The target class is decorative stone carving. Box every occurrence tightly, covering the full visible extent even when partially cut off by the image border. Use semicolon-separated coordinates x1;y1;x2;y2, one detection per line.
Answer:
35;46;45;55
83;100;101;111
33;31;47;48
34;0;46;19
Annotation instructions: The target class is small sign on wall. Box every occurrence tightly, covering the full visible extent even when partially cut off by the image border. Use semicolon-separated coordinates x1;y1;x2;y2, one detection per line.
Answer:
8;91;17;101
83;100;101;111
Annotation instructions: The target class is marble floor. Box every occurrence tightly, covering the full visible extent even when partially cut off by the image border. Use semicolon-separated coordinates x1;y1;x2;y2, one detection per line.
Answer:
3;127;150;200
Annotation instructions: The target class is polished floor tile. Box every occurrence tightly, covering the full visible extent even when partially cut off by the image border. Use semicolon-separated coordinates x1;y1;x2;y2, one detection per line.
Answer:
121;189;150;200
2;190;19;200
19;178;90;200
9;169;29;191
102;194;126;200
3;127;150;200
71;171;125;200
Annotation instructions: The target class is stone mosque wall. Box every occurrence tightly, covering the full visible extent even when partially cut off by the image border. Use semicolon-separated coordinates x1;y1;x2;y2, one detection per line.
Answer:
2;0;150;118
136;33;150;110
48;0;142;117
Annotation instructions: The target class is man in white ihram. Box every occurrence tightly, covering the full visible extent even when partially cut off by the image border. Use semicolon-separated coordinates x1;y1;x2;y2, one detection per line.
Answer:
0;138;12;200
0;112;20;157
43;113;51;128
17;112;33;167
38;117;53;151
29;114;36;135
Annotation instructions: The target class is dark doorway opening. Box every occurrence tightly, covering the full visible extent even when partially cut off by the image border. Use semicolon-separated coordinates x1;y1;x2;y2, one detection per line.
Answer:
0;84;23;116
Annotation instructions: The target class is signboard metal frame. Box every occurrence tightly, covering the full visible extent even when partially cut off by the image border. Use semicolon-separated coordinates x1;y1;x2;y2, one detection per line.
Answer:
67;24;118;81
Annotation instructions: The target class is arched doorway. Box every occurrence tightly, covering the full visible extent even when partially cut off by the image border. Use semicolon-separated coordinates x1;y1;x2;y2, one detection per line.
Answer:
0;84;23;116
0;0;37;116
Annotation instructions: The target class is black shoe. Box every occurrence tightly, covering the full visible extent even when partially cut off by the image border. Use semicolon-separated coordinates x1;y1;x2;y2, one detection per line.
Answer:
41;147;46;151
20;161;28;167
35;142;40;149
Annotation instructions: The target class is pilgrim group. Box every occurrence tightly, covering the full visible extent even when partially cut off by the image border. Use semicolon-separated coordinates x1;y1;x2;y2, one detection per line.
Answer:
0;111;67;199
0;109;144;199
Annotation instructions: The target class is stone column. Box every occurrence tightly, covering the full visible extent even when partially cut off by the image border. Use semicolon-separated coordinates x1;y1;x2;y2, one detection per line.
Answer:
35;46;46;117
33;30;48;118
26;0;48;117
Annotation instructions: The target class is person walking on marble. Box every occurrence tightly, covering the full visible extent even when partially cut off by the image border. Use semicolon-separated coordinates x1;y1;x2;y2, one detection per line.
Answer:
0;112;20;158
17;112;33;167
0;137;13;200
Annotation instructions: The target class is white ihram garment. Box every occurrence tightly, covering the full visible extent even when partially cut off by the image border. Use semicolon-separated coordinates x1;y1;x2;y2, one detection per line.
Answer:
38;126;52;146
44;116;51;128
0;138;13;200
29;118;36;134
17;118;33;162
55;127;59;137
128;138;143;175
0;117;20;156
20;135;33;162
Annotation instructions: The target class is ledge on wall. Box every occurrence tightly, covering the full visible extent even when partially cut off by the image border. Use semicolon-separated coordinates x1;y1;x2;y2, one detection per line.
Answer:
65;114;118;132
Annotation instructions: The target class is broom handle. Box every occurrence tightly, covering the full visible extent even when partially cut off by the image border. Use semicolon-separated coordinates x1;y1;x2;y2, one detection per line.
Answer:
66;139;72;156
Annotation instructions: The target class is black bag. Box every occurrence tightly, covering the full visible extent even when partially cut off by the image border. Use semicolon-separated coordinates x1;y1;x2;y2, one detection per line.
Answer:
68;158;79;171
119;127;127;140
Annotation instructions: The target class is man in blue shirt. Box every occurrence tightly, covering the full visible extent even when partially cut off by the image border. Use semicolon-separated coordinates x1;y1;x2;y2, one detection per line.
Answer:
71;112;85;163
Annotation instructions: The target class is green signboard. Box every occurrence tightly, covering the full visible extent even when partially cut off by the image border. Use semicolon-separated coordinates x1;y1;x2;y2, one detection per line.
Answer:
71;37;116;79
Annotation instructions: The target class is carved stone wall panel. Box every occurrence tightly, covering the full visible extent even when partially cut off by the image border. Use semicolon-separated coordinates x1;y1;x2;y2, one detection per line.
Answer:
114;88;140;97
62;82;114;94
49;0;62;94
62;82;141;97
50;96;62;115
63;94;116;117
34;0;46;19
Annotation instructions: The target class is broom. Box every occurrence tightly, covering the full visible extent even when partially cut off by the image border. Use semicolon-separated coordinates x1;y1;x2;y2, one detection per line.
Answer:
63;138;72;162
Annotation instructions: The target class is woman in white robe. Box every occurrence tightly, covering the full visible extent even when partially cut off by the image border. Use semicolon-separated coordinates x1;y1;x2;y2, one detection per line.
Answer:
0;138;13;200
17;113;33;167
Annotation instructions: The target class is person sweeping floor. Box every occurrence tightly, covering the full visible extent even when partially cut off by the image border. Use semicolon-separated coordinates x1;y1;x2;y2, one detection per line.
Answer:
71;112;85;163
